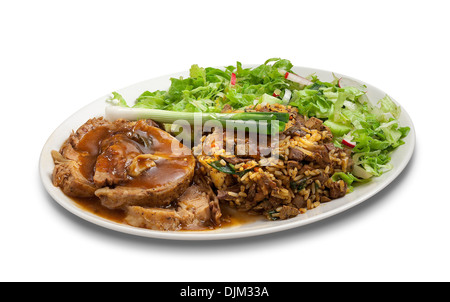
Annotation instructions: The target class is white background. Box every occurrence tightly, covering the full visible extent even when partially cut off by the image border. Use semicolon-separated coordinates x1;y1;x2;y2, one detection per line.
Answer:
1;0;448;282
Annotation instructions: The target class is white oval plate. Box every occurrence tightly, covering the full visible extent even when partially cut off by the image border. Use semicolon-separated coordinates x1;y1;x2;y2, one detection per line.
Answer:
39;65;415;240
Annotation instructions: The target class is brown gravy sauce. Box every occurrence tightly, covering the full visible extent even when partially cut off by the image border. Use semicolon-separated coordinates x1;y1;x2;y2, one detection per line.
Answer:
74;120;194;189
70;196;261;231
65;119;262;231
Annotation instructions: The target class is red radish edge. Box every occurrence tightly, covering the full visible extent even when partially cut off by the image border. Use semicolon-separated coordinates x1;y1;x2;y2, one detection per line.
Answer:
285;72;313;86
342;139;356;148
230;73;236;86
272;93;279;97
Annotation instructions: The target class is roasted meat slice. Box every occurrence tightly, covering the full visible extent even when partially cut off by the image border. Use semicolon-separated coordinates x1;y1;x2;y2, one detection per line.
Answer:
93;134;142;187
124;184;222;231
51;117;113;198
51;150;97;198
95;163;194;209
52;117;196;210
124;207;183;231
304;116;325;130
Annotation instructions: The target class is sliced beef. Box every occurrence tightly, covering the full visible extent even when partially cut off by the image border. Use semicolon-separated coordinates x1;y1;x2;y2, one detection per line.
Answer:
278;206;300;220
217;190;236;201
304;117;324;130
288;147;307;161
291;194;306;208
246;183;257;202
124;184;222;231
216;184;241;202
253;191;266;203
311;145;331;168
256;173;277;195
292;112;306;126
328;180;348;199
284;113;307;137
220;155;251;165
243;182;265;205
324;142;337;153
284;126;307;137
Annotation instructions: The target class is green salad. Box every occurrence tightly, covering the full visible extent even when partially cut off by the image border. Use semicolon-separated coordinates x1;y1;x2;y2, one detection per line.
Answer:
109;58;410;181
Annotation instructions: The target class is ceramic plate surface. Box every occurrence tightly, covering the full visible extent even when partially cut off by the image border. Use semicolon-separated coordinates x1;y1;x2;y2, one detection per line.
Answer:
39;65;415;240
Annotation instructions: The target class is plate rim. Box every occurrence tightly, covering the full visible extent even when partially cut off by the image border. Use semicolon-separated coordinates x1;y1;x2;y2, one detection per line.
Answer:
39;65;416;240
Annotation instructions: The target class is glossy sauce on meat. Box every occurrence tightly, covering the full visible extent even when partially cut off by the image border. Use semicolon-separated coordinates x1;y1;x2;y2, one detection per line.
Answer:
76;125;112;181
71;196;260;230
53;117;258;231
72;120;194;189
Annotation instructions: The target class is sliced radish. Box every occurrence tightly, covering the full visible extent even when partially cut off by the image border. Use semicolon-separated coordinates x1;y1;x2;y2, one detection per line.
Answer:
278;68;313;86
338;77;367;92
342;138;356;148
282;89;292;102
285;72;313;86
230;73;236;86
272;88;281;97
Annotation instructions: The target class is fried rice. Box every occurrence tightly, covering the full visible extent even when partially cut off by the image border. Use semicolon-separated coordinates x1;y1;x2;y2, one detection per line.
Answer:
194;103;353;220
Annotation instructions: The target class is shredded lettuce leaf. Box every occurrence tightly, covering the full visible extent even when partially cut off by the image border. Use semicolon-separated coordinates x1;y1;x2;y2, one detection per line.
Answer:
107;58;409;179
111;58;297;113
287;73;410;177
